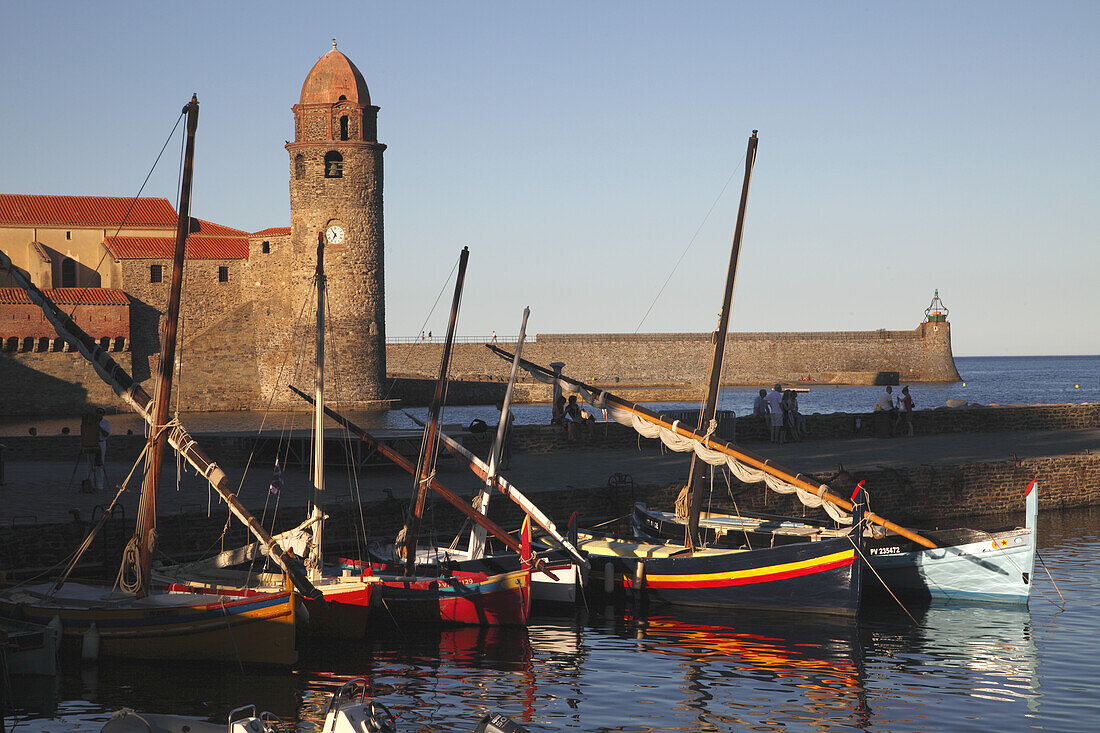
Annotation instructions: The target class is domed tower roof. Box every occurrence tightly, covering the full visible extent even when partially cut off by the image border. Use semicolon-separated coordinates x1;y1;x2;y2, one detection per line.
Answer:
299;40;371;106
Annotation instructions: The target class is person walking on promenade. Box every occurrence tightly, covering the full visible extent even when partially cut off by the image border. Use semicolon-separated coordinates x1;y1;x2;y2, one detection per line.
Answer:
899;386;915;437
491;330;498;344
874;385;898;437
764;383;785;443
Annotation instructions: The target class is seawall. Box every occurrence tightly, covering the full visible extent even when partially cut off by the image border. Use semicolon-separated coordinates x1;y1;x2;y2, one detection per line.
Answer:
0;317;960;414
387;321;962;405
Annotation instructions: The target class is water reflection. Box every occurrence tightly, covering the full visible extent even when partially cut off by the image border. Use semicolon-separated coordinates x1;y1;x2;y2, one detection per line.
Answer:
5;508;1096;732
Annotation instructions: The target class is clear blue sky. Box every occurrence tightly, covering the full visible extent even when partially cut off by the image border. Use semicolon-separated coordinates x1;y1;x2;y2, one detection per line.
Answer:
2;1;1096;356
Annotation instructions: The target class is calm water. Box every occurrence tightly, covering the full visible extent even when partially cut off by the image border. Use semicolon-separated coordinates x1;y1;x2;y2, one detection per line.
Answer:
2;355;1095;437
6;507;1099;732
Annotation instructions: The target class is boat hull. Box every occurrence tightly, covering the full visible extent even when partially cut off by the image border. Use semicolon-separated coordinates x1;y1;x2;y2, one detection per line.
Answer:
582;534;861;616
358;546;582;606
633;484;1038;606
0;617;60;676
157;572;373;638
370;569;531;626
865;528;1035;603
0;583;296;666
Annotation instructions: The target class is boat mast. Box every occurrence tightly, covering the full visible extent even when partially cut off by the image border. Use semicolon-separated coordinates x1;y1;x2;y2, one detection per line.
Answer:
468;306;530;559
0;255;322;600
489;345;939;550
131;95;200;596
688;130;758;549
403;246;470;576
308;232;326;580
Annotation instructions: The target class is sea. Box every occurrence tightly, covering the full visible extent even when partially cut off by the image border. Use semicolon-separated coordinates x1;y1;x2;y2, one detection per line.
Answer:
3;355;1099;731
3;355;1096;437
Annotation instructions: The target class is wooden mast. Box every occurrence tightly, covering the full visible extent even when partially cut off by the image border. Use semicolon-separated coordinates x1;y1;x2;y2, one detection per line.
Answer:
130;96;199;597
468;306;530;559
288;385;558;578
308;231;326;579
403;246;470;576
685;130;758;549
486;345;939;550
0;231;322;600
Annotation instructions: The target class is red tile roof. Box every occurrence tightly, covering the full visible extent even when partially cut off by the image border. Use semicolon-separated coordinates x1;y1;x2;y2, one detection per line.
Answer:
105;235;249;260
252;227;291;237
192;218;249;237
0;287;130;306
0;194;177;227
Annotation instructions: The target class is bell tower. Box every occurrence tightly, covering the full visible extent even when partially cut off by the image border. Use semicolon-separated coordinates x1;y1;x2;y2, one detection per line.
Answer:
283;40;387;404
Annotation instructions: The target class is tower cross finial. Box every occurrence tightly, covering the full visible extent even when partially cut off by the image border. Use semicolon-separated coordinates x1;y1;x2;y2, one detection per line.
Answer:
332;38;337;50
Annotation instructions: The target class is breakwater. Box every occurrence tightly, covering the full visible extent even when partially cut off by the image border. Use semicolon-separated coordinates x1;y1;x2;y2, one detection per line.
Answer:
387;321;962;405
0;319;960;415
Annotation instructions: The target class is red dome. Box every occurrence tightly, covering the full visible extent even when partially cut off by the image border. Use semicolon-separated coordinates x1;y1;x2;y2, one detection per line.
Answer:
299;42;371;106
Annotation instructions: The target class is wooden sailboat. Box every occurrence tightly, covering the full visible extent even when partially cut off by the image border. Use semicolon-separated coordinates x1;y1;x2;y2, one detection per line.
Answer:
633;480;1039;604
153;233;374;636
392;307;588;605
491;131;865;616
0;97;300;664
367;248;533;626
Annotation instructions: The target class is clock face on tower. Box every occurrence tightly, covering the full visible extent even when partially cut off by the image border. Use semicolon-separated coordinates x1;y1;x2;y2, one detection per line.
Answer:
325;224;345;245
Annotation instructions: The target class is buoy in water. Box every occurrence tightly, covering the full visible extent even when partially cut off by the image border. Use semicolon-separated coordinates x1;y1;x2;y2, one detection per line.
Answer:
82;622;100;662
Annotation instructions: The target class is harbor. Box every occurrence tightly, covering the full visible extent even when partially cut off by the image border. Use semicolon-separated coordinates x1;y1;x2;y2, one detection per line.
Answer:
2;3;1098;730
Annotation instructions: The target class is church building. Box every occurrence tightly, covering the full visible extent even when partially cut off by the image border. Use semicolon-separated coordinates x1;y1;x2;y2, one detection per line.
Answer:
0;43;387;413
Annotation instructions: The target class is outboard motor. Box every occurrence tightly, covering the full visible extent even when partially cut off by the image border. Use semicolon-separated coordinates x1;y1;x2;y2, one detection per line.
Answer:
321;678;396;733
473;713;529;733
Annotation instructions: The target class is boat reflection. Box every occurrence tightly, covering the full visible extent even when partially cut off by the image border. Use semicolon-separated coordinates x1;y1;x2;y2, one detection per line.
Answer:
610;608;872;731
862;602;1040;714
296;623;542;729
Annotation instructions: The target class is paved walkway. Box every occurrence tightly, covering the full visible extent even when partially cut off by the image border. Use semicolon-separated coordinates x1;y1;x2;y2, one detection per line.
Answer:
1;428;1095;528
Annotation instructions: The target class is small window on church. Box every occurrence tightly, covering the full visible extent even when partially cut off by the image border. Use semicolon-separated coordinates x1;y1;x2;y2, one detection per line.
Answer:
340;116;349;140
218;266;229;283
61;257;77;287
150;264;162;283
262;241;270;254
66;231;72;240
295;154;305;180
324;151;343;178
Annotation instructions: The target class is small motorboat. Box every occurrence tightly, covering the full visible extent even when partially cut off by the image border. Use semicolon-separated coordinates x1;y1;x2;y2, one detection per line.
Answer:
100;677;529;732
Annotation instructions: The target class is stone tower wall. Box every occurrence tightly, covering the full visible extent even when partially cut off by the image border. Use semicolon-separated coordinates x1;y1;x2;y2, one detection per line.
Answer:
267;97;386;408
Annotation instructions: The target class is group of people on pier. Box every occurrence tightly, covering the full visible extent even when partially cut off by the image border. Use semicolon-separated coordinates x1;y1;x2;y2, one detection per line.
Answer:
753;384;808;444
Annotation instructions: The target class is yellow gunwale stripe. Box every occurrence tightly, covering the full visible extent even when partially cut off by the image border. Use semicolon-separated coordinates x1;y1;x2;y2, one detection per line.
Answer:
647;549;854;584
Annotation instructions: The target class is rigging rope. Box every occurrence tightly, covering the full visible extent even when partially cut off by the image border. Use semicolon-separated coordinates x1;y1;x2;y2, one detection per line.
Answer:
72;109;187;322
634;149;748;333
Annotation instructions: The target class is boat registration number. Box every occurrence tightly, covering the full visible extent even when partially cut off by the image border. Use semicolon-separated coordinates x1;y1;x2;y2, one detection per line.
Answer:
868;546;903;556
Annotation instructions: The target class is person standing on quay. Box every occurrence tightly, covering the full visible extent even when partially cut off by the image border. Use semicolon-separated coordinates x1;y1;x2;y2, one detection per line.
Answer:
899;386;915;436
764;383;785;443
753;388;769;434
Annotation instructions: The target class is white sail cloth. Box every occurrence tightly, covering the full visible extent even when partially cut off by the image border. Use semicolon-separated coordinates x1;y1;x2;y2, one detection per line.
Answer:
529;369;851;524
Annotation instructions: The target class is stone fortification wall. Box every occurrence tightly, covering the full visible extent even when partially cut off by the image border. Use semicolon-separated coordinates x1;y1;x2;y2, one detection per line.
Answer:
387;322;962;401
0;350;136;415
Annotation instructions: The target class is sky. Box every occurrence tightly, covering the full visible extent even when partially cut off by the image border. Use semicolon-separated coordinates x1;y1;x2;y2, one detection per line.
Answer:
1;1;1096;356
